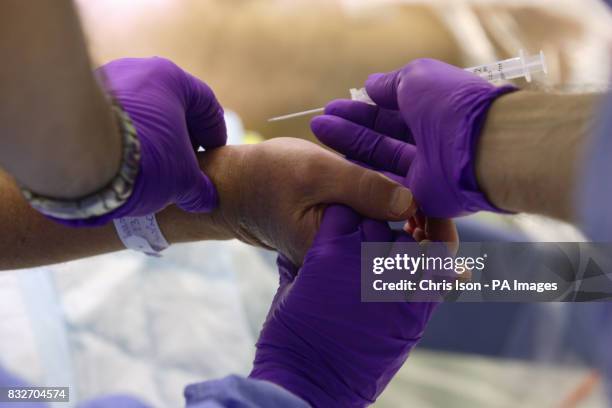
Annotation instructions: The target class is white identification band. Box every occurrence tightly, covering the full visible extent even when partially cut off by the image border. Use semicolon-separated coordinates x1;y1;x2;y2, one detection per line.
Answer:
113;215;169;256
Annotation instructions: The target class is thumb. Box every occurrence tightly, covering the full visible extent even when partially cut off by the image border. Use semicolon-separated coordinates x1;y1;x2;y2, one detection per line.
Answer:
322;161;417;221
176;171;219;213
183;72;227;150
364;70;401;110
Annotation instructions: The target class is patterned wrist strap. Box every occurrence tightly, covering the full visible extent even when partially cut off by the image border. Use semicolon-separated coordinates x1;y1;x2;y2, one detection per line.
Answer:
21;101;141;220
113;215;169;256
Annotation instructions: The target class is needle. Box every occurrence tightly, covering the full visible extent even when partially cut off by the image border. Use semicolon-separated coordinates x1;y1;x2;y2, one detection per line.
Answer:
268;107;324;122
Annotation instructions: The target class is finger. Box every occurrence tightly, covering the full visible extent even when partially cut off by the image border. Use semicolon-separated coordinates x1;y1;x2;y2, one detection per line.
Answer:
316;205;361;240
176;171;218;213
404;217;418;234
425;218;459;255
414;210;427;231
347;160;405;184
413;228;426;242
183;72;227;150
323;99;412;142
364;70;401;110
381;171;404;185
347;158;405;183
322;160;417;220
311;115;415;175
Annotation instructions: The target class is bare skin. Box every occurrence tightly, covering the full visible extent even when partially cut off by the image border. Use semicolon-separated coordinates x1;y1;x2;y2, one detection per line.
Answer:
1;138;417;270
0;0;121;199
476;91;601;222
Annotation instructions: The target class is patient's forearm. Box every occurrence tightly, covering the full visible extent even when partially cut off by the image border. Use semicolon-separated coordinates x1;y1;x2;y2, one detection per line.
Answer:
476;91;601;222
0;169;231;271
0;0;121;199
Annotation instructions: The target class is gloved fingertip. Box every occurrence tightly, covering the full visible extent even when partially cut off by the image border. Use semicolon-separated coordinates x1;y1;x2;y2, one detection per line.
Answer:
311;115;360;155
310;114;353;142
364;73;386;92
323;99;382;129
309;115;336;140
323;99;355;115
366;72;385;84
177;172;219;213
309;115;326;133
365;71;400;110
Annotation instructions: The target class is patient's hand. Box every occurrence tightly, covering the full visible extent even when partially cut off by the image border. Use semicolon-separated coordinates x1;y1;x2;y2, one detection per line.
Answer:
198;137;416;265
249;205;457;407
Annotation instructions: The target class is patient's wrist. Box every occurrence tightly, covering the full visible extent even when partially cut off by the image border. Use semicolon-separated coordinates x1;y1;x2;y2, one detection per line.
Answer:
154;205;234;245
153;145;250;245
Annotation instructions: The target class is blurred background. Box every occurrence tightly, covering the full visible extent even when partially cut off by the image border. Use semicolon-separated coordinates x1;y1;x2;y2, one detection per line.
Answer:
1;0;612;406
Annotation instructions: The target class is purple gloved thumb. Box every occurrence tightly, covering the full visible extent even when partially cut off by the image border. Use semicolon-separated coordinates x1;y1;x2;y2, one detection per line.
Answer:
364;70;401;110
176;171;219;213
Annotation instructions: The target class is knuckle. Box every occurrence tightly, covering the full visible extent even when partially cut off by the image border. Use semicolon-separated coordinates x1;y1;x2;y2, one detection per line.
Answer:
406;58;434;70
403;58;436;80
149;56;181;74
146;57;187;88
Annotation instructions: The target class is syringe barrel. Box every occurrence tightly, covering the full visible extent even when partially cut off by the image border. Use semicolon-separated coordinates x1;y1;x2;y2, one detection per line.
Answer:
465;50;547;82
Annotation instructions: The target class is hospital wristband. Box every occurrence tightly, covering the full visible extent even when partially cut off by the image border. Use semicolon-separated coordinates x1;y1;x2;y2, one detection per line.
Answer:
113;214;169;256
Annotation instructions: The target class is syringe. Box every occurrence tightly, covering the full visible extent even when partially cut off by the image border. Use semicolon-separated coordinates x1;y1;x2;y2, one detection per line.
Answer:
268;50;547;122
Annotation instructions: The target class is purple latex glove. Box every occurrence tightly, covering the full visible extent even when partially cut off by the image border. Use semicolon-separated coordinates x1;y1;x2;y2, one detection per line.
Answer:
311;58;516;218
64;57;226;226
250;205;437;407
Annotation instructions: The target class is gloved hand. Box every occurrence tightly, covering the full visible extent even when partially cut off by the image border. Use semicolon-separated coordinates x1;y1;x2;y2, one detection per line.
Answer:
69;57;226;226
250;205;445;407
311;58;516;218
